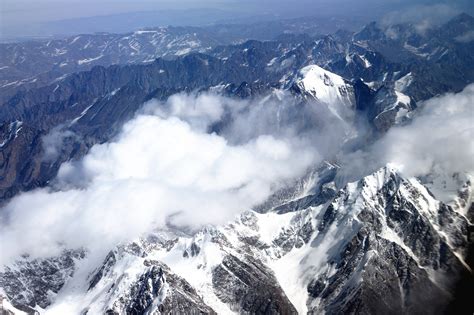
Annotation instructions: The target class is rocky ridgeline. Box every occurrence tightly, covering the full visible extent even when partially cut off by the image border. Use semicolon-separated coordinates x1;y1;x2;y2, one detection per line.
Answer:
1;165;471;314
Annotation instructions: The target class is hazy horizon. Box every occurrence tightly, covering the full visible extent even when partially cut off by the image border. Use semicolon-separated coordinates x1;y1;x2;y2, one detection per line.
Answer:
1;0;473;40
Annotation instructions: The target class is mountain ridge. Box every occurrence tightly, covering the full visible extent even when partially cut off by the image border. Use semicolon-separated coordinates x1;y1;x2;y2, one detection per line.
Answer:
1;165;471;314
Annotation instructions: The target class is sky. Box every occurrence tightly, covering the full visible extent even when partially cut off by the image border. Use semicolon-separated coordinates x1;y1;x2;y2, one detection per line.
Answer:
1;0;473;39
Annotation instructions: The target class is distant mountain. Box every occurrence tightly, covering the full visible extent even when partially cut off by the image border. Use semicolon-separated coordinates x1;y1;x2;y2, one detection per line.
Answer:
2;13;472;104
0;14;365;98
0;27;221;102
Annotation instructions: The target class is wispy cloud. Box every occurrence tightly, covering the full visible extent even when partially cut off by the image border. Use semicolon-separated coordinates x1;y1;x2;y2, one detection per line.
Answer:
380;4;461;35
337;83;474;184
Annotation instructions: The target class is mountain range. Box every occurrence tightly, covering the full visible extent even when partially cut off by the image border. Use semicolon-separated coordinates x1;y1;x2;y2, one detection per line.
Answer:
0;12;473;315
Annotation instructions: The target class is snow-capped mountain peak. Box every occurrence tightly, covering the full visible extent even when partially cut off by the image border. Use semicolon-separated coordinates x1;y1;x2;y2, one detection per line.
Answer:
294;65;355;107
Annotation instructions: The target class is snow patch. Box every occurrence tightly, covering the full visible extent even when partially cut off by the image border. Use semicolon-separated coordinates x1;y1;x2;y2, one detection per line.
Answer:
395;72;413;93
296;65;353;107
77;55;103;65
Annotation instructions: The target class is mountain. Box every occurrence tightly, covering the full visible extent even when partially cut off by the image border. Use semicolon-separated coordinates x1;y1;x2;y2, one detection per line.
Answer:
2;13;473;105
0;55;416;202
1;165;471;313
351;13;474;100
367;85;414;132
293;65;355;107
0;14;367;103
0;13;473;315
0;27;221;102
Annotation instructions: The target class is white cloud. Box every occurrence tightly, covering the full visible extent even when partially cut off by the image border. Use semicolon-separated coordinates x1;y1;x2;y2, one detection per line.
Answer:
378;83;474;177
41;126;77;162
337;83;474;184
0;92;320;265
144;93;232;131
381;4;461;35
455;30;474;43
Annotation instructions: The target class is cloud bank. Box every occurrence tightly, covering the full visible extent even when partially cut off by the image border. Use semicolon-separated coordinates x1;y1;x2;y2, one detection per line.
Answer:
0;92;321;265
1;84;472;265
377;84;474;177
337;83;474;184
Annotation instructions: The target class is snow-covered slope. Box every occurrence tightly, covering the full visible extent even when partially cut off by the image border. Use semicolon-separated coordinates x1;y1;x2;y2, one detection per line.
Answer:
291;65;357;126
1;165;471;314
294;65;355;108
0;294;27;315
369;85;415;132
291;65;416;133
0;26;220;98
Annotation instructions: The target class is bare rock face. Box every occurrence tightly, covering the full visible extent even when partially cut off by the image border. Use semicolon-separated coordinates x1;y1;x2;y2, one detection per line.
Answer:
304;167;470;314
106;261;216;315
368;85;416;132
76;244;216;315
0;249;85;314
212;254;298;314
